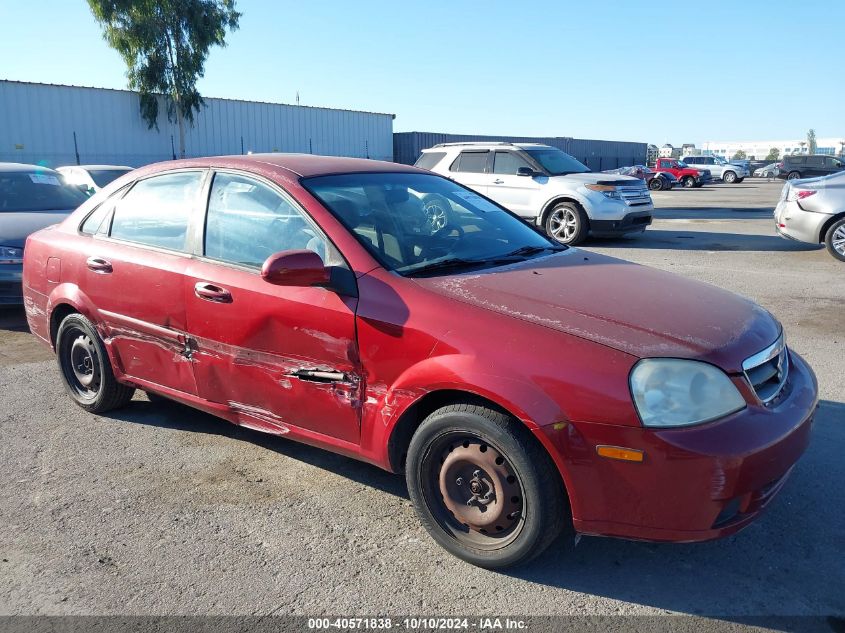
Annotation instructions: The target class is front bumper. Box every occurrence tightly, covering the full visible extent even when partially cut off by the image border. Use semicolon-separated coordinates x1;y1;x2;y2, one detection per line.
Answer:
0;263;23;305
774;200;829;245
590;211;653;237
540;349;817;542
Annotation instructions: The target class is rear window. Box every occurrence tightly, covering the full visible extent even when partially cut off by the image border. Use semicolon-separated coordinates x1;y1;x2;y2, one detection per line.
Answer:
88;169;131;187
414;152;446;171
0;171;88;212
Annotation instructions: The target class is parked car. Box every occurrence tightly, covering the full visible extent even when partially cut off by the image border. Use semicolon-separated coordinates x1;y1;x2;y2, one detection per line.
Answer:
0;162;88;304
775;170;845;261
776;155;845;181
754;163;780;178
652;157;710;188
22;154;817;568
603;165;675;191
682;156;749;183
417;142;653;245
57;164;133;195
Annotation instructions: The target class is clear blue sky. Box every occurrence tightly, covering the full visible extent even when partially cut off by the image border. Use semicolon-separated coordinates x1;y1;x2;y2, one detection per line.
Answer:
1;0;841;145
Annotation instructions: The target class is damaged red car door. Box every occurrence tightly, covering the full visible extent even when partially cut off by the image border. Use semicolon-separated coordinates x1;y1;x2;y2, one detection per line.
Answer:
183;171;361;443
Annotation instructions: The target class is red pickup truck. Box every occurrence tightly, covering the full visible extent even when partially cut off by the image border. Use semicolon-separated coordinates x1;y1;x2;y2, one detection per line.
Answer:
652;158;711;188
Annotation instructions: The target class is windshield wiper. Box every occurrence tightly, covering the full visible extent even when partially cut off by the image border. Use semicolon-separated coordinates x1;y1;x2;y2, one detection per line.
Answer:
402;257;490;277
498;244;566;259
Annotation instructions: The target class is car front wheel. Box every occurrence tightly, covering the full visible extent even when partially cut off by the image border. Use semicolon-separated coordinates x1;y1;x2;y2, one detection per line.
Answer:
544;202;587;245
825;218;845;262
723;171;737;183
406;402;568;569
56;313;135;413
683;176;696;188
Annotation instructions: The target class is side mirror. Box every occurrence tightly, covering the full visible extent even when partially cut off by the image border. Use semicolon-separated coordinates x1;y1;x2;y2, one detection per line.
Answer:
516;166;536;177
261;250;330;287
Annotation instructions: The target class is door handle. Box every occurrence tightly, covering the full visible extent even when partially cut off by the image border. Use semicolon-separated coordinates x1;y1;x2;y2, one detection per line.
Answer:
86;256;112;273
493;179;504;184
194;281;233;303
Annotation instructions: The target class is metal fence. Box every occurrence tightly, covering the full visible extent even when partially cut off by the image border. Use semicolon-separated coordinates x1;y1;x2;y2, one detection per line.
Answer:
394;131;647;171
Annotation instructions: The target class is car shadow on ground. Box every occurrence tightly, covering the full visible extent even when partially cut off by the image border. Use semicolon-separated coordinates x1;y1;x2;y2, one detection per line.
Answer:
0;306;28;331
590;230;823;253
652;207;777;220
107;396;410;500
502;399;845;616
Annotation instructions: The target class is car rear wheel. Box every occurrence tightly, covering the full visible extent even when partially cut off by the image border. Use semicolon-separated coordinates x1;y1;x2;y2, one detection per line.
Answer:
406;402;568;569
544;202;587;245
648;177;663;191
723;171;737;184
788;171;801;180
56;313;135;413
824;218;845;262
682;176;696;188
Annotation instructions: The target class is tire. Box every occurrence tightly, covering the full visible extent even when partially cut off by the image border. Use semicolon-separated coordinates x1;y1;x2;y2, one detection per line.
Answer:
648;177;662;191
723;170;737;184
420;194;456;235
682;176;696;188
406;402;568;569
788;171;801;180
824;217;845;262
544;202;587;245
56;313;135;413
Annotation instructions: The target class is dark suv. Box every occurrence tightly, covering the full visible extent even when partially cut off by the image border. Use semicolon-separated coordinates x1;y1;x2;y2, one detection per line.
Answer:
777;155;845;180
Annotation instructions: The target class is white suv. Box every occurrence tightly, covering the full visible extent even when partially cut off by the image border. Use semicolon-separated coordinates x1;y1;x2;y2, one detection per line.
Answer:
681;156;749;183
416;142;653;245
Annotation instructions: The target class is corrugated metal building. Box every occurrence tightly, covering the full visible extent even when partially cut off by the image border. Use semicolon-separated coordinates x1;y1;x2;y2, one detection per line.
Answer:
0;80;395;167
394;131;647;171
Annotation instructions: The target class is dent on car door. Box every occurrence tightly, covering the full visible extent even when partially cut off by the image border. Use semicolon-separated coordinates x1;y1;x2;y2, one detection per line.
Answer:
82;170;206;395
184;171;362;443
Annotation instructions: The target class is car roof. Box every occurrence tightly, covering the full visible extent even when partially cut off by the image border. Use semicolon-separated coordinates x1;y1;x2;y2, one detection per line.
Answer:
131;153;421;179
0;162;60;174
426;142;553;151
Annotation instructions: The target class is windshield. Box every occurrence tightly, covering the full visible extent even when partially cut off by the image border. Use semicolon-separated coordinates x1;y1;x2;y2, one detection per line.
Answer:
522;148;590;176
677;161;689;168
88;168;131;187
302;172;560;276
0;171;89;212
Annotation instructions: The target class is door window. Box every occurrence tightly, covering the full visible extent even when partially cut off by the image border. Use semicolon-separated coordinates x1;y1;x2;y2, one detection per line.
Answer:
492;151;532;175
204;172;332;268
109;171;204;251
449;151;489;173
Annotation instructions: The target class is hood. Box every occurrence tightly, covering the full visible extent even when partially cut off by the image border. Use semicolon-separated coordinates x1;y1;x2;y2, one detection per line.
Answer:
549;172;645;186
0;210;74;248
414;250;779;373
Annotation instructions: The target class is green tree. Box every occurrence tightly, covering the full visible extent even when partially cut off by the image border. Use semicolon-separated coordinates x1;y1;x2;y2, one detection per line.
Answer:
88;0;241;158
732;150;747;160
765;147;780;161
807;129;817;154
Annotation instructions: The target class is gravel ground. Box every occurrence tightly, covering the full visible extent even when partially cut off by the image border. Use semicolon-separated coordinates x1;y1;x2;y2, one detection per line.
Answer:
1;179;843;622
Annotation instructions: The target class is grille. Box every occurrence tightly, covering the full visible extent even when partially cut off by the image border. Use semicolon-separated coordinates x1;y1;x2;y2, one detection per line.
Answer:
742;334;789;405
619;186;652;206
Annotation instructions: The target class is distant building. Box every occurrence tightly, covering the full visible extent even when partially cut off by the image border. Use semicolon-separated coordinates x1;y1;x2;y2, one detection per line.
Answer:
647;144;659;165
658;144;676;158
702;138;845;160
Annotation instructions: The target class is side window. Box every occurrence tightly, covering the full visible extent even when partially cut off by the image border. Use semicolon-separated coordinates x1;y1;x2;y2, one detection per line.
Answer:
686;157;697;164
204;173;332;268
414;152;446;171
450;151;488;173
493;151;531;174
110;171;203;251
807;156;824;167
80;197;117;235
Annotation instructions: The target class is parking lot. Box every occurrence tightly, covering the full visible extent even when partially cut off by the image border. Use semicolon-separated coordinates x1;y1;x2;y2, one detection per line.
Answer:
1;179;843;619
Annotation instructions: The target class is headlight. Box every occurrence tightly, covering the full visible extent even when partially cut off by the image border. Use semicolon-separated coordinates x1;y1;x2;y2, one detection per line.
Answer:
0;246;23;264
629;359;746;428
585;184;621;199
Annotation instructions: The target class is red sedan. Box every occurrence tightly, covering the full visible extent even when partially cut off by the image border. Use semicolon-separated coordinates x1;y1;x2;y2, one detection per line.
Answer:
22;155;817;568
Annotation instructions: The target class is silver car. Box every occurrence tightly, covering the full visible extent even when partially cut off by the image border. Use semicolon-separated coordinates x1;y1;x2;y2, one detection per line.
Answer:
774;171;845;261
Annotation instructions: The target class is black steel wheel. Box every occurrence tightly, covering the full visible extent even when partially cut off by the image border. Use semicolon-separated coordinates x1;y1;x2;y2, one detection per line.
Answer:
56;313;134;413
406;402;568;569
